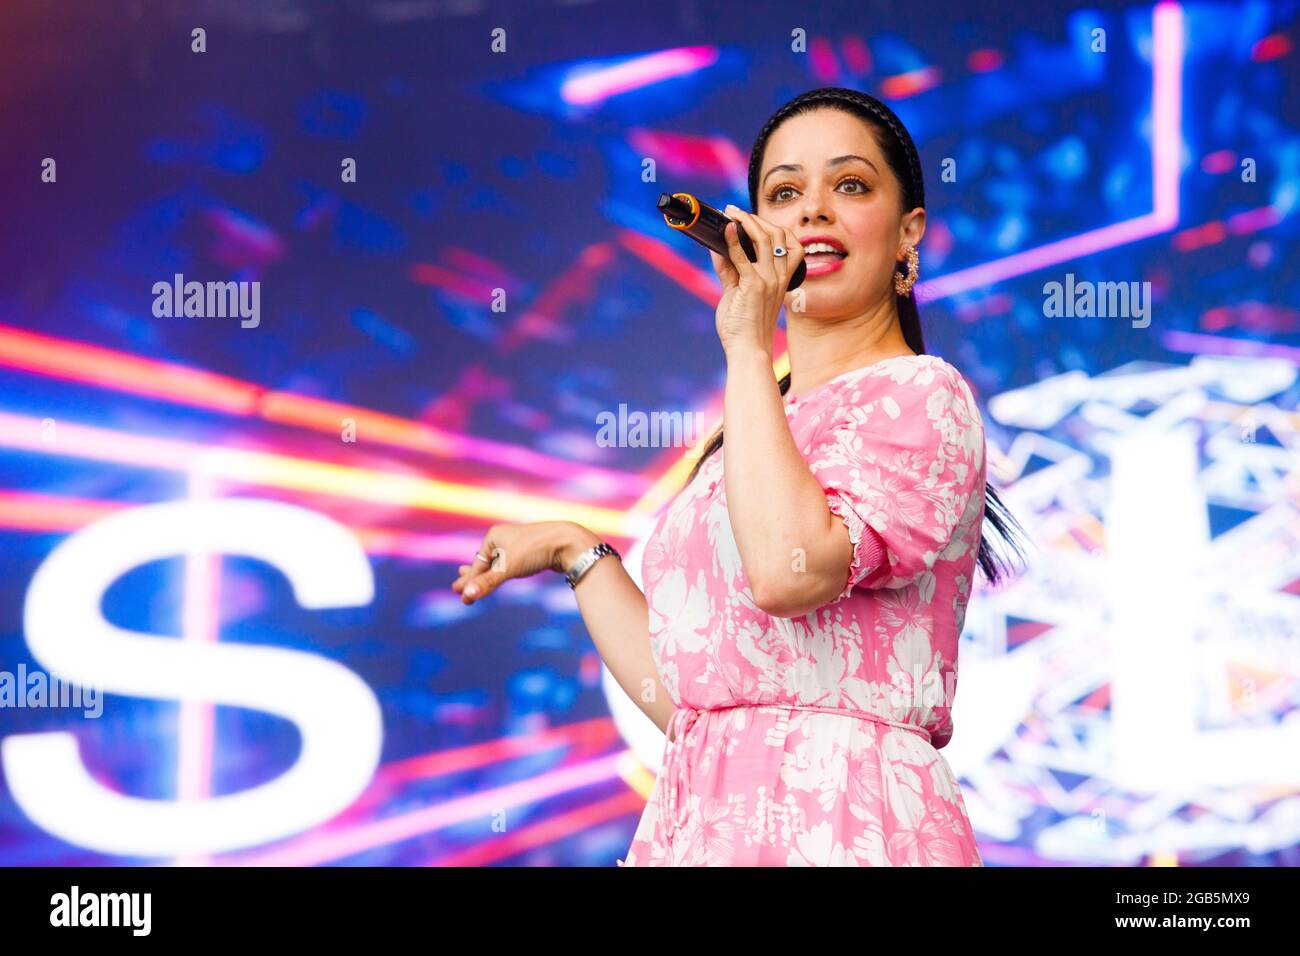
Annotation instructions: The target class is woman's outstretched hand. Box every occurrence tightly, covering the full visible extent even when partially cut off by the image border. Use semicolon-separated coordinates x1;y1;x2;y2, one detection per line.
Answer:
451;520;601;605
709;204;805;358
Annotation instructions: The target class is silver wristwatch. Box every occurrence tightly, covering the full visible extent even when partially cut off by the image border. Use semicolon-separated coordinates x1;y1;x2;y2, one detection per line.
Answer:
565;542;620;589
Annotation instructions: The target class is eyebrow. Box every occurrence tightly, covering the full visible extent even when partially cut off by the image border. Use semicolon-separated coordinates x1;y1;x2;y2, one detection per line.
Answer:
761;154;879;188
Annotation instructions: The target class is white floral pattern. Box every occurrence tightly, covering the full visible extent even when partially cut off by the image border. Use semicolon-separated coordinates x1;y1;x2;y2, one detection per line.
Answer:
620;355;986;867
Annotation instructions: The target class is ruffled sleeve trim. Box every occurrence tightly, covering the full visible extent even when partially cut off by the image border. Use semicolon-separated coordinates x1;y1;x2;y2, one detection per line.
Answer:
825;488;888;603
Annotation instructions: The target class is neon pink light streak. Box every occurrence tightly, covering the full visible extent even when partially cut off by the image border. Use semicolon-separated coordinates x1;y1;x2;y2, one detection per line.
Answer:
1161;330;1300;363
377;716;619;785
615;228;721;305
809;37;839;83
175;470;220;867
408;262;499;299
880;66;942;99
179;470;218;807
1150;3;1184;223
0;323;648;495
0;490;120;529
625;129;748;183
918;3;1184;301
841;36;872;75
500;243;617;352
562;46;718;105
0;490;578;566
1226;204;1284;234
0;324;259;412
0;411;645;537
334;717;623;824
211;751;628;866
426;789;647;867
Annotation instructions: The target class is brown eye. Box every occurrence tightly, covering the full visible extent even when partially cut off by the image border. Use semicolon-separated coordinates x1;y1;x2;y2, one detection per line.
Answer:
767;177;870;205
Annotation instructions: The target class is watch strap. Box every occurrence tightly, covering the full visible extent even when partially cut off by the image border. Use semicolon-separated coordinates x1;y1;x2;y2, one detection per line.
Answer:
565;542;620;589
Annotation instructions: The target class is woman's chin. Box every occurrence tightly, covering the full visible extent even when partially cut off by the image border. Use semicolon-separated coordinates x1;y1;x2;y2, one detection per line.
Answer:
784;292;871;322
784;302;833;321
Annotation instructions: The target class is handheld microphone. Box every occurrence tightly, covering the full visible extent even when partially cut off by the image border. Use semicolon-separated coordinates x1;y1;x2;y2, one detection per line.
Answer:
656;192;807;292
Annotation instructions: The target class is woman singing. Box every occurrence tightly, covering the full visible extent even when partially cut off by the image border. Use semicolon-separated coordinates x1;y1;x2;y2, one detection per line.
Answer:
451;87;1025;866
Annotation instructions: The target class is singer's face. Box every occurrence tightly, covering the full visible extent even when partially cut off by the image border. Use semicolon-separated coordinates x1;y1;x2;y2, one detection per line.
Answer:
755;108;923;315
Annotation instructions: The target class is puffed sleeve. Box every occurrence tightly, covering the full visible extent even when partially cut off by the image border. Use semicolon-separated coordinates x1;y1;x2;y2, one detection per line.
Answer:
808;362;985;601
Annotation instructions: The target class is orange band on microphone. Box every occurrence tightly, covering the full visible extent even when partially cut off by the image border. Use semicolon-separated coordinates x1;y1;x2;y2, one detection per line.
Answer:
662;192;700;230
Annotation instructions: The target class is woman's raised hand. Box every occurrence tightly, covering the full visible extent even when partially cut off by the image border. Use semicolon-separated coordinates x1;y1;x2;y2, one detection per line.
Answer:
708;204;805;357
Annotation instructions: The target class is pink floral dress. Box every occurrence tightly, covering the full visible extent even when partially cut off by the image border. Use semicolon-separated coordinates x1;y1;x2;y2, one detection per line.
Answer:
620;354;986;866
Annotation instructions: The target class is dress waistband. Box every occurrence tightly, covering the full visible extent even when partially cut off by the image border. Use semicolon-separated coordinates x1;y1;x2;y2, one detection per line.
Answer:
659;703;933;845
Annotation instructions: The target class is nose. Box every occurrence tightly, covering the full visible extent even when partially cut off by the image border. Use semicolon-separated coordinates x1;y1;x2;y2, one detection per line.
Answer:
799;186;833;225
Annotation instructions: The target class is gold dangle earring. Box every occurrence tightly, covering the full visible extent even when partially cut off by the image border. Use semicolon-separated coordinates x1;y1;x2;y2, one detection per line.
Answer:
894;244;919;296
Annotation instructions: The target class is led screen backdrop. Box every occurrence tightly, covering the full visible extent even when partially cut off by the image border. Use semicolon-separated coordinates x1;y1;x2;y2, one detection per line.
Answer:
0;0;1297;866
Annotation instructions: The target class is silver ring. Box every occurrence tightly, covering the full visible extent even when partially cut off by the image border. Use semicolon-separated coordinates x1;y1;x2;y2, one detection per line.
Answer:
474;553;490;563
773;246;787;257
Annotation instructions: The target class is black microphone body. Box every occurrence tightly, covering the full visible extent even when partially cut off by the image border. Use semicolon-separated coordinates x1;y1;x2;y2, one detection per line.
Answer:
657;192;807;292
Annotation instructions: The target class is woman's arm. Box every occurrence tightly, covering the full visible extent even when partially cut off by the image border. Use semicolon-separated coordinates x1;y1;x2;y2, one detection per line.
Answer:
722;347;855;618
551;523;675;735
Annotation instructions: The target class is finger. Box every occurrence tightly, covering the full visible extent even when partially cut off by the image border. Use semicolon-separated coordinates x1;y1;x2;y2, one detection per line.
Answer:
461;568;506;604
759;217;796;271
779;226;806;288
749;211;787;248
708;247;738;286
473;533;507;570
746;213;793;285
452;546;501;598
781;227;806;265
722;220;756;280
458;571;481;601
724;206;776;282
457;534;499;598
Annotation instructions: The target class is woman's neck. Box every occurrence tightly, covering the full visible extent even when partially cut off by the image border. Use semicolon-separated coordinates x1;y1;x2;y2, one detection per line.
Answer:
784;299;914;398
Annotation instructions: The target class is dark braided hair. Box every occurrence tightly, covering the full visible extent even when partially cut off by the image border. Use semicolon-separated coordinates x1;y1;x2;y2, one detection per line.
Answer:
687;86;1027;586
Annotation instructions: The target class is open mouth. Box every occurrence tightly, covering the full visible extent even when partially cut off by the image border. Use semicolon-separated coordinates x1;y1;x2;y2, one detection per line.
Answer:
801;240;848;267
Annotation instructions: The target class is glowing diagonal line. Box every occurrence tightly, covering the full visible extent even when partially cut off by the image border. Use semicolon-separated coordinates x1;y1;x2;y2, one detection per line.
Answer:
0;489;630;561
0;412;647;538
0;324;261;411
615;228;723;305
211;751;630;866
174;470;219;868
424;788;648;867
562;46;719;105
0;323;648;495
1162;330;1300;365
919;2;1183;299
